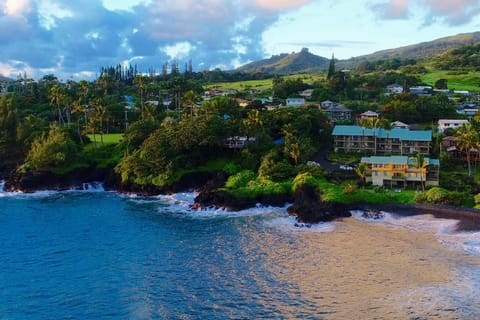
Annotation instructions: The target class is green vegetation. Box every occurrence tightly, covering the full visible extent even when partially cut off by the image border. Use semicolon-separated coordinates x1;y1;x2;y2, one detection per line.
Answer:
420;69;480;92
4;40;480;210
87;133;123;145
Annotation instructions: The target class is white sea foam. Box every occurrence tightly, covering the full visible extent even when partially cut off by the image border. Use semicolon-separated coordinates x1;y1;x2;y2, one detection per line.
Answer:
0;181;108;199
263;215;337;233
351;209;480;256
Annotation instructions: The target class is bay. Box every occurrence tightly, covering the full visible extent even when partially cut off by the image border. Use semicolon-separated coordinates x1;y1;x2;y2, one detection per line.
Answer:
1;187;480;319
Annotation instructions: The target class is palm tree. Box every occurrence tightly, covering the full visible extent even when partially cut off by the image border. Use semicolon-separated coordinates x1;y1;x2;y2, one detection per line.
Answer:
182;90;197;117
354;162;367;188
134;75;147;117
410;152;428;191
455;123;479;177
49;84;65;124
359;117;380;154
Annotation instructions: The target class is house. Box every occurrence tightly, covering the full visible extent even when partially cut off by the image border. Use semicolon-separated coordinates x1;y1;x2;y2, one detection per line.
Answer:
299;89;314;99
409;86;432;96
332;125;432;155
321;100;335;109
437;119;469;133
385;83;404;95
286;97;306;107
361;156;439;188
325;104;352;123
224;136;256;149
391;121;409;129
356;110;379;123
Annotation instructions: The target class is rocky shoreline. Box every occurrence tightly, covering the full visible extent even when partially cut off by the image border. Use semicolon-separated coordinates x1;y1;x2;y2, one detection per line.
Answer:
2;168;480;230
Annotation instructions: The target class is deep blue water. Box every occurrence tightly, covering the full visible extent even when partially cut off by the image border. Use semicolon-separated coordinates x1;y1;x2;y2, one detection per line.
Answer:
1;188;480;319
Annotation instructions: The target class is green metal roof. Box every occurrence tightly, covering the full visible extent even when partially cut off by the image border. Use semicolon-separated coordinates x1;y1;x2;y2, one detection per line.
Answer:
332;125;432;141
361;156;439;166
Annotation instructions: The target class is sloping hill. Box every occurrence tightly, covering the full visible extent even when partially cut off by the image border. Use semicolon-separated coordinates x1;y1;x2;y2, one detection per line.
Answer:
236;32;480;73
236;48;329;74
339;32;480;69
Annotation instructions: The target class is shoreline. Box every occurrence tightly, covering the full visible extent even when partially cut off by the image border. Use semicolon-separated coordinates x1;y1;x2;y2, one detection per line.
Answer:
355;203;480;232
2;177;480;232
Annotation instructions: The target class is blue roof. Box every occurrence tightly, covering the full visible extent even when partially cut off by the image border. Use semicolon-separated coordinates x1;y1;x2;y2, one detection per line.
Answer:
361;156;439;166
333;125;432;141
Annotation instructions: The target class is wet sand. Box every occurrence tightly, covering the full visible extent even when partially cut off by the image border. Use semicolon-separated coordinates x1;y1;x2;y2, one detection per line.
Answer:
355;203;480;232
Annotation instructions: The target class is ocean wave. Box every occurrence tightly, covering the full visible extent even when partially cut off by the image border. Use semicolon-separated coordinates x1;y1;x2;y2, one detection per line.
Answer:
263;215;337;233
0;181;107;199
351;209;480;256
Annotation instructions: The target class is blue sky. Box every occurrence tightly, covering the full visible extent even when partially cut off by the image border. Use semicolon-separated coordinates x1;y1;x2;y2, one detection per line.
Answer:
1;0;480;80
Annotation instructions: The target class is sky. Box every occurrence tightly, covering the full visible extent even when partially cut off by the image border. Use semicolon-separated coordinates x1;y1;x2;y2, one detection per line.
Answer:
1;0;480;80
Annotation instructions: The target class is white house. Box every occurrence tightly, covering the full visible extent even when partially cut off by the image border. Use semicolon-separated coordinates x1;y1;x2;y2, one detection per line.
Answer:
321;100;335;109
386;83;404;95
391;121;409;129
437;119;469;133
299;89;314;99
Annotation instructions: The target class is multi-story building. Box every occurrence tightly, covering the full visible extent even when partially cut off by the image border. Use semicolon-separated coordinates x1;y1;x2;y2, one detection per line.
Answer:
332;125;432;155
361;156;440;188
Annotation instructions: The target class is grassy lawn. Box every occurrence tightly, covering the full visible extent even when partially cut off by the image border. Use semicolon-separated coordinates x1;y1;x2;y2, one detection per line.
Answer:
420;69;480;92
204;73;325;91
87;133;123;145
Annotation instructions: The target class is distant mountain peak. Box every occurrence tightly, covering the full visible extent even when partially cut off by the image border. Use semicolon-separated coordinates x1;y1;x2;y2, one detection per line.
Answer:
236;31;480;74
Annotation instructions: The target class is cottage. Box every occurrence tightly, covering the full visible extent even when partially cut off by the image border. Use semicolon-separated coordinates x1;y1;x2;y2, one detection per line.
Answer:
325;104;352;123
321;100;335;109
299;89;314;99
385;83;404;95
286;97;306;107
391;121;409;129
437;119;469;133
361;155;439;188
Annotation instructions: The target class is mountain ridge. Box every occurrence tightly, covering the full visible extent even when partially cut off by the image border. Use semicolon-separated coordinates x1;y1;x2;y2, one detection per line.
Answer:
236;32;480;74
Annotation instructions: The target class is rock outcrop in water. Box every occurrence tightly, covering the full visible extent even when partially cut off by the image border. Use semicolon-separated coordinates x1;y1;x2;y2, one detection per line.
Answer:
287;184;351;223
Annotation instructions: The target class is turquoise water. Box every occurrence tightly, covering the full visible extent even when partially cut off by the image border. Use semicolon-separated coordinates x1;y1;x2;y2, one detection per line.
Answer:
1;187;480;319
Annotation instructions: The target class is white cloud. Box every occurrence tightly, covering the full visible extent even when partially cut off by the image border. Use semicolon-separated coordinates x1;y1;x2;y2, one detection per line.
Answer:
371;0;480;25
2;0;32;16
163;42;195;60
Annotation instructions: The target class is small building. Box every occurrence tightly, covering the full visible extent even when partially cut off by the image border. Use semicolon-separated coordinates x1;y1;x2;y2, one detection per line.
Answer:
356;110;379;123
286;97;306;107
437;119;469;133
361;155;440;188
325;104;352;123
385;83;404;95
299;89;314;99
410;86;432;96
224;136;256;149
391;121;409;129
321;100;335;109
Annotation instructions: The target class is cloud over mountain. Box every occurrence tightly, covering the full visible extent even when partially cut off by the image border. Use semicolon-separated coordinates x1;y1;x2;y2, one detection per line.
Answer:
372;0;480;25
0;0;313;79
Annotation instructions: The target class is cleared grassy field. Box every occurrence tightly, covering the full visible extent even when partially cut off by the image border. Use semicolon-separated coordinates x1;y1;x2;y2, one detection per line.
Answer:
420;69;480;92
205;73;325;91
87;133;123;145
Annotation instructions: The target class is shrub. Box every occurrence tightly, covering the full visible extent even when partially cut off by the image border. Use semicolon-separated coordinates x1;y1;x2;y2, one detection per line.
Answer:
343;182;357;194
225;170;255;189
292;172;318;191
24;125;78;171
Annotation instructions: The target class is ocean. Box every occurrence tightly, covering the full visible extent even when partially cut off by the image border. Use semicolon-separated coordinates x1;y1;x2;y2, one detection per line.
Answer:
1;183;480;319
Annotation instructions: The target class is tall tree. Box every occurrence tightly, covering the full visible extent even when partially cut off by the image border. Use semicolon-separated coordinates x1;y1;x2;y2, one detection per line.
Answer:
455;123;479;177
410;152;428;191
327;53;335;80
49;84;66;124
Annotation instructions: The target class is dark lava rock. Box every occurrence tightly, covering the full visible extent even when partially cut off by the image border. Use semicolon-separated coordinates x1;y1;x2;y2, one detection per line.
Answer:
4;167;107;193
361;209;385;220
287;184;351;223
